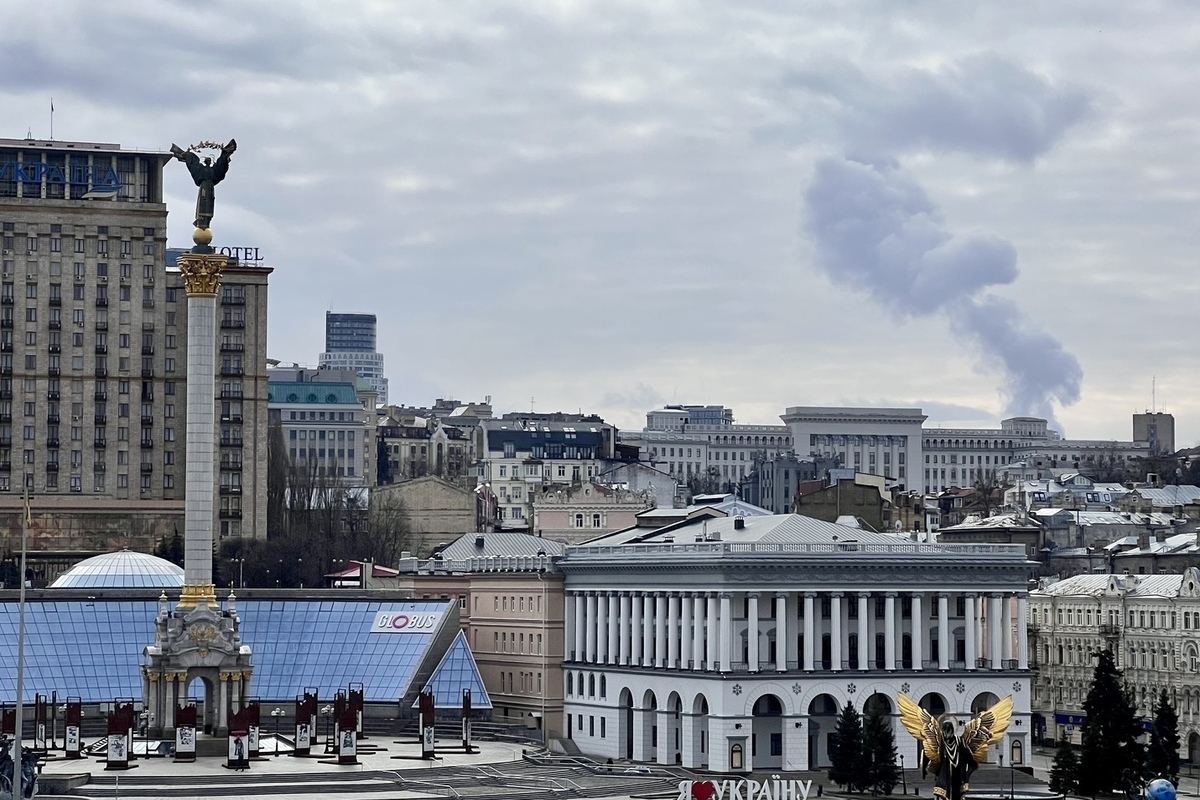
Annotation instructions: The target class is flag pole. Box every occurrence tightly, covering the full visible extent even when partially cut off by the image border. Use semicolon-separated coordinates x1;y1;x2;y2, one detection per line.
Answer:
11;487;29;796
49;99;54;140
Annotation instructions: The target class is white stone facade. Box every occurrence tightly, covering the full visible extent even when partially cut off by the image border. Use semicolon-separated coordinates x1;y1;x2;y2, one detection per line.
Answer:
781;406;924;490
560;514;1032;773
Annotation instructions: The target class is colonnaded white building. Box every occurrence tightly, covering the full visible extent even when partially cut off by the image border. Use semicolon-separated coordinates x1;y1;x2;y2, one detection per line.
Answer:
558;514;1033;774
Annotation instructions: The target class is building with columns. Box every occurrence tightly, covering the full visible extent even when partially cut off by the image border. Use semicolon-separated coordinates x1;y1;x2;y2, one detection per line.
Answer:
559;513;1032;773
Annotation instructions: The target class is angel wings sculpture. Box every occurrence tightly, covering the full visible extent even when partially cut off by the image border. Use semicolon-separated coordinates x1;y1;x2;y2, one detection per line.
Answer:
897;693;1013;800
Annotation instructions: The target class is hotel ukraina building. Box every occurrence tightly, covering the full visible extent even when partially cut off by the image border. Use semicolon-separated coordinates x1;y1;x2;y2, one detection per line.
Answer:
0;137;269;575
558;513;1032;773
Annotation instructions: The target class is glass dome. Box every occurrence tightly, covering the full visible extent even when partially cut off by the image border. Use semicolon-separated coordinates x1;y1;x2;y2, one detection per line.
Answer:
50;550;184;589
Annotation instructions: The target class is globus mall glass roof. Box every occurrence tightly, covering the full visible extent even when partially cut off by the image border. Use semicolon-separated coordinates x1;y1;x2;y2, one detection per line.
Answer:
48;550;184;589
0;596;491;707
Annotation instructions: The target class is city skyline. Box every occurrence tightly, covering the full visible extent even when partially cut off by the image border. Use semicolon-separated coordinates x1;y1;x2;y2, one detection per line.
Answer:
3;3;1197;442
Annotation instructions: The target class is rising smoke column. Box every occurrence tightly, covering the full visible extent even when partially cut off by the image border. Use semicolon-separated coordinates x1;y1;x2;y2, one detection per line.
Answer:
804;155;1082;428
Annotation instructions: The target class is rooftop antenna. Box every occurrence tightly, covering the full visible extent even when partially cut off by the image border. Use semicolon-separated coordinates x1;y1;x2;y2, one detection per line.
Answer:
1152;376;1156;414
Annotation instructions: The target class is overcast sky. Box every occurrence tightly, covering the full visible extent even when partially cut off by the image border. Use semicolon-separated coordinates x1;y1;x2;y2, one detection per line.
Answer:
4;2;1197;443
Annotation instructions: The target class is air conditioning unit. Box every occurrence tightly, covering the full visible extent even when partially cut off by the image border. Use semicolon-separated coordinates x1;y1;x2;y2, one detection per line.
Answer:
146;277;154;284
98;276;107;282
1;250;10;256
71;415;81;422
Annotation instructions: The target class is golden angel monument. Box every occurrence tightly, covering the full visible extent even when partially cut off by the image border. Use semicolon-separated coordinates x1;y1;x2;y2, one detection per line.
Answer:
897;693;1013;800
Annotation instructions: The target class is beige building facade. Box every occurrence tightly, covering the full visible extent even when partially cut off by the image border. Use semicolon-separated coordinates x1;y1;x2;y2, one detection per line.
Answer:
373;475;478;556
393;534;566;737
533;481;654;544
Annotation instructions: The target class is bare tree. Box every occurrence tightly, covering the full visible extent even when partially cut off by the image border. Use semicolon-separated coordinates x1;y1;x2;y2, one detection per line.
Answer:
971;469;1012;517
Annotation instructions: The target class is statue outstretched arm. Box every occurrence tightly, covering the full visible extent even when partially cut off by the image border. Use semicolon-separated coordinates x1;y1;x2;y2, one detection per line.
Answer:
213;139;237;183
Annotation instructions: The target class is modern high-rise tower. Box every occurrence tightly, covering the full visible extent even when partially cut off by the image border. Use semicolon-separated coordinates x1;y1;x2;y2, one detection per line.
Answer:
318;311;387;405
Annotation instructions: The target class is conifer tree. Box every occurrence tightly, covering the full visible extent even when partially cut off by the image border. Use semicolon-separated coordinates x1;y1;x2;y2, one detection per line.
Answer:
1146;689;1180;785
1049;733;1079;796
863;704;901;795
830;701;866;791
1078;649;1146;796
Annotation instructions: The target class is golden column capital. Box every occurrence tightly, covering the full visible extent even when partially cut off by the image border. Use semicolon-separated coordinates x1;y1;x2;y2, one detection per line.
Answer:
177;252;227;297
177;582;218;610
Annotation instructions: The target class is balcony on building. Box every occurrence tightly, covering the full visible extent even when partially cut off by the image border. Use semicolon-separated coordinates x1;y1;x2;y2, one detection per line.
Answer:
140;464;153;473
93;438;106;448
46;390;59;401
46;414;59;424
94;415;106;425
140;439;153;449
220;437;244;448
220;342;244;352
45;438;59;448
94;345;107;355
220;388;243;399
95;298;107;307
94;390;107;401
48;320;60;330
220;318;245;329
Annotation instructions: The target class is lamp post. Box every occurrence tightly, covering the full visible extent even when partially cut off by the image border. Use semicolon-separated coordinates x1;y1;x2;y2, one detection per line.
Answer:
321;704;333;749
998;751;1005;800
230;557;245;589
297;557;303;589
900;752;906;795
270;707;284;756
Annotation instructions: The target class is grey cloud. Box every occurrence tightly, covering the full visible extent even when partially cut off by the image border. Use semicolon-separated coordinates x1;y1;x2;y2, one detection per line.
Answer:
805;155;1082;429
789;53;1089;162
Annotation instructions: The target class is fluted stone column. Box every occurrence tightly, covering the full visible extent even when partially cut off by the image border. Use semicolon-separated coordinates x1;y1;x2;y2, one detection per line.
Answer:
989;594;1003;669
680;595;692;669
595;593;608;663
642;595;655;668
692;595;705;670
177;252;226;606
885;593;897;671
655;594;668;668
706;594;719;671
938;593;950;671
1017;595;1029;669
1002;594;1014;664
608;593;619;664
585;592;598;663
748;593;760;672
719;593;732;672
912;593;924;670
965;594;977;670
619;593;632;665
775;593;788;672
803;593;815;671
574;592;586;662
632;593;644;665
857;593;869;671
668;594;681;669
831;593;843;672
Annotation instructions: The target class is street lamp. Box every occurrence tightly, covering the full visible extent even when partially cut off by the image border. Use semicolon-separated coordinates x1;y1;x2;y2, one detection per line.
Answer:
998;751;1005;800
298;557;303;589
270;707;284;756
321;704;334;750
900;752;906;795
230;557;246;588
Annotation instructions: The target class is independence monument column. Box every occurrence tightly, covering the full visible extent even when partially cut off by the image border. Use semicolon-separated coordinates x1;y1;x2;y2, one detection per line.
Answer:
143;140;251;741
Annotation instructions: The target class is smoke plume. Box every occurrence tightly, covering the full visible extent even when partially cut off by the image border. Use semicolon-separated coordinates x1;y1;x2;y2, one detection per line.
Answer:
805;156;1082;428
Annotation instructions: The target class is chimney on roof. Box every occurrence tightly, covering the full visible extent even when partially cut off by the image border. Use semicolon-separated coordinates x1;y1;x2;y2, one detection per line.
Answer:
734;515;746;530
475;535;485;548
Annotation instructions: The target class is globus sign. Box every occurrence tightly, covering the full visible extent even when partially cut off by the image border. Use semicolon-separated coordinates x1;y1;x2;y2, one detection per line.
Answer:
371;610;442;634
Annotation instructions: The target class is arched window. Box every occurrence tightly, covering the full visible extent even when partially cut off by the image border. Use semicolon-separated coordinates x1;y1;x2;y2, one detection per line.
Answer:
574;513;584;528
588;674;596;697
